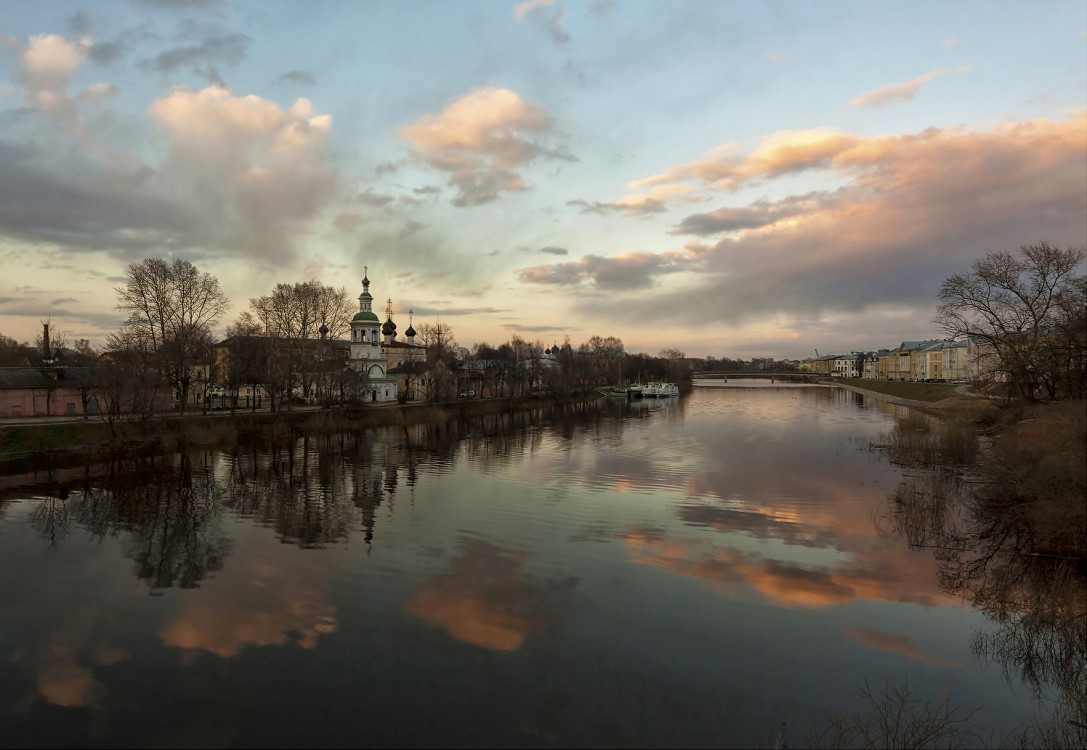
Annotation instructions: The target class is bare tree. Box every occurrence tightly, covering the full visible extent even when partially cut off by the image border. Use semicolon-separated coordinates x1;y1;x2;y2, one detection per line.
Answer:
248;281;353;407
936;242;1086;401
115;258;229;414
0;332;33;366
589;335;624;386
99;328;165;433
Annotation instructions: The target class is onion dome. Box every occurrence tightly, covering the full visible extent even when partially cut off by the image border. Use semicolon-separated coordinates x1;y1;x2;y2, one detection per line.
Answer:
382;317;397;336
353;309;379;323
545;347;552;355
318;324;328;336
405;324;416;337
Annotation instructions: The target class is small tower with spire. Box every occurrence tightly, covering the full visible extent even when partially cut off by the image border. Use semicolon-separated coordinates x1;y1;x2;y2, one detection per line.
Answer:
350;266;382;364
382;297;397;345
405;308;416;345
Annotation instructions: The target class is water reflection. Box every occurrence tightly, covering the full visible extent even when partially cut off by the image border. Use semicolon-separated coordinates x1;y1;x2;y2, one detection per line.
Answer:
405;538;577;651
879;409;1086;739
28;455;231;590
0;389;1055;746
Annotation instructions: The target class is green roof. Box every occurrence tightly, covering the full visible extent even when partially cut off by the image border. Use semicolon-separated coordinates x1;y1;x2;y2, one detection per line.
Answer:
352;311;380;322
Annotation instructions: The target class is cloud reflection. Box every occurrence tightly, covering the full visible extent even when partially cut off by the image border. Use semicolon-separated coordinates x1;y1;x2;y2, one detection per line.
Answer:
620;526;952;610
842;628;962;668
405;539;576;651
158;560;337;658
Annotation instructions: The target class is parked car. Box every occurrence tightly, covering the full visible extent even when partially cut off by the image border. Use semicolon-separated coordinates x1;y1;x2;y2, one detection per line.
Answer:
458;389;475;398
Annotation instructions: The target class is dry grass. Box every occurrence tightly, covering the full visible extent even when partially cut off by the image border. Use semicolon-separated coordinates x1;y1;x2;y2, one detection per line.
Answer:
805;681;981;749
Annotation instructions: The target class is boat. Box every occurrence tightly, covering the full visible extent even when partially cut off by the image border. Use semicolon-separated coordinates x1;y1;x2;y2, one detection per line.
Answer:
642;382;680;398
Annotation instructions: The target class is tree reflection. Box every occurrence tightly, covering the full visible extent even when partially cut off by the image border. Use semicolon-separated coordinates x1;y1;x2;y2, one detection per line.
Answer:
12;398;641;593
878;409;1086;742
27;454;232;591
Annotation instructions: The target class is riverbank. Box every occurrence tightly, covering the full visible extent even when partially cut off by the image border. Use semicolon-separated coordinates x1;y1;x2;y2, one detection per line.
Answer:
834;378;998;417
0;391;604;463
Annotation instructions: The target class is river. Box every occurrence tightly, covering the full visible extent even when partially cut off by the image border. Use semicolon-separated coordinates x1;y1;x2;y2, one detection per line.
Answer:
0;380;1041;748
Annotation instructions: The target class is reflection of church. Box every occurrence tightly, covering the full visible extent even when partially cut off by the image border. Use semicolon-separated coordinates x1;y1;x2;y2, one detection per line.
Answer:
349;269;426;402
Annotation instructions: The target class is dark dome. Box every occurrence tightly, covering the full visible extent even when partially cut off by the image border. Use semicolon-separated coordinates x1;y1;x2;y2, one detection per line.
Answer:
318;324;329;335
382;317;397;335
405;324;416;337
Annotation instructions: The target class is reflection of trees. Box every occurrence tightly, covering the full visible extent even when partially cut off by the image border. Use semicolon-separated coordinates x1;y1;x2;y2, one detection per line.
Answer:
15;398;622;589
879;410;1086;741
27;455;233;591
223;435;355;549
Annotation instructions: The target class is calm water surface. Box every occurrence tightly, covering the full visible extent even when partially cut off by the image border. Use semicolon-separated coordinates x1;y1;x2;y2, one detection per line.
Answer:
0;382;1038;747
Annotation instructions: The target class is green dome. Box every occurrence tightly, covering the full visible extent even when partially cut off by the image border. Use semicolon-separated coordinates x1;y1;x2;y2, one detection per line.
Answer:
352;311;380;323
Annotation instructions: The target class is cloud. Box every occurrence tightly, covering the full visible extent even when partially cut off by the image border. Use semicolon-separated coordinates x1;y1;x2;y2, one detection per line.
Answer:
88;40;126;64
522;114;1087;331
848;66;971;108
568;184;699;217
514;0;553;22
539;245;568;255
398;87;573;206
276;69;315;86
409;306;508;316
513;0;569;45
502;323;569;333
133;0;226;10
148;86;338;261
355;189;395;207
67;10;94;35
8;33;146;175
0;138;199;256
332;211;362;231
518;250;695;290
10;33;90;142
78;82;119;100
671;192;831;235
942;37;958;47
633;129;859;192
146;30;250;77
398;219;426;238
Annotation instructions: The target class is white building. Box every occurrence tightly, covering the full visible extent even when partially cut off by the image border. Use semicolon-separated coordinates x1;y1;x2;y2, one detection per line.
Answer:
349;269;399;402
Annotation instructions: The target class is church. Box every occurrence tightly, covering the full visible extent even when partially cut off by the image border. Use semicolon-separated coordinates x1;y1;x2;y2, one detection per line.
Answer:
348;269;427;402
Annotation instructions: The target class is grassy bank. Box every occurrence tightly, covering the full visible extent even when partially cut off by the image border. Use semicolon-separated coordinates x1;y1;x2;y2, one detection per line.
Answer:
0;420;111;455
839;378;962;402
0;392;603;461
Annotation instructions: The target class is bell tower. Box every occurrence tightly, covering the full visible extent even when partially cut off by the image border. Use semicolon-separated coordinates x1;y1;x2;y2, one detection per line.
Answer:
350;266;382;367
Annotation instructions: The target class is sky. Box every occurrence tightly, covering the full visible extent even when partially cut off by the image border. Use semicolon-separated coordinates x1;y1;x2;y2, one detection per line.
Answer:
0;0;1084;359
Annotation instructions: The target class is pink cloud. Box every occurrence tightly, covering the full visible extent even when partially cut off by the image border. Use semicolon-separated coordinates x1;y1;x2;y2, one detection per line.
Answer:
848;66;971;108
398;87;571;206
